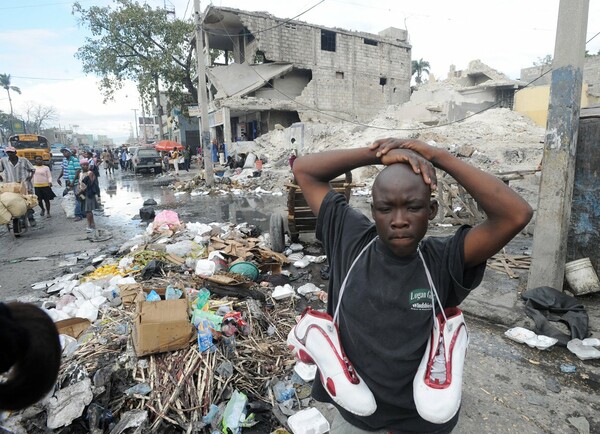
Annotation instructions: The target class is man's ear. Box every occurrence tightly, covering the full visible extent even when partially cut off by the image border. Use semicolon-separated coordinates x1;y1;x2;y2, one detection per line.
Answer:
370;202;375;219
428;199;439;221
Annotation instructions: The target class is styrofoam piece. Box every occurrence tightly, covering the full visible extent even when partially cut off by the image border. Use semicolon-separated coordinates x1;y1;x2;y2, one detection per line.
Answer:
568;339;600;360
523;334;558;350
289;243;304;252
504;327;536;344
272;284;295;300
294;361;317;382
293;257;311;268
287;407;330;434
287;252;304;262
582;338;600;347
297;283;319;295
304;255;327;264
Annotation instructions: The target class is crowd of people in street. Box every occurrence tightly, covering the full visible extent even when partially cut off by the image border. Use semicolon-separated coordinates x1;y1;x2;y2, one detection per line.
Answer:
0;141;247;234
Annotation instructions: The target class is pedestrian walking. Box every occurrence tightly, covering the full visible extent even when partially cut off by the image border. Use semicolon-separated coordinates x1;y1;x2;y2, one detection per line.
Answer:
0;146;37;225
171;149;180;175
183;146;191;172
32;156;56;218
57;148;84;221
76;160;100;232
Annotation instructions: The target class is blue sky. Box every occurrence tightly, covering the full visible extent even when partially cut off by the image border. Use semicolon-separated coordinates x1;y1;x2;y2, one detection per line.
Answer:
1;0;600;142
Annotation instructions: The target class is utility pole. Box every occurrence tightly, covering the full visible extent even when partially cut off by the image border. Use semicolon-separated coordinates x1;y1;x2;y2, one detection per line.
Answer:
154;74;166;142
528;0;589;290
131;109;139;144
141;103;149;143
194;0;214;186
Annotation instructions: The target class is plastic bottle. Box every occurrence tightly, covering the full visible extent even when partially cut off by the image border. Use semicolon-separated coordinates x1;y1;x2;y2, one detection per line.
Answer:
192;309;224;331
145;290;161;302
221;334;236;358
165;285;183;300
197;320;216;353
222;390;248;434
194;287;211;309
201;403;219;424
272;381;295;402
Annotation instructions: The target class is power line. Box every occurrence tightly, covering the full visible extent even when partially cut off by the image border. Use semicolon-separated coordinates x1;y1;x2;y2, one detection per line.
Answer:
204;0;325;38
11;75;77;81
0;0;97;10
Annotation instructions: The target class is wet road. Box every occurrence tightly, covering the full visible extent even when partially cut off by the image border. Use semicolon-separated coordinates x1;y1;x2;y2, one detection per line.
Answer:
98;169;288;236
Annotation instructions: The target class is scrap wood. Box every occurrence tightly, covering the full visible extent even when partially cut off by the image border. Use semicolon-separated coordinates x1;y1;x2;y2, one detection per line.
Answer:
488;251;531;278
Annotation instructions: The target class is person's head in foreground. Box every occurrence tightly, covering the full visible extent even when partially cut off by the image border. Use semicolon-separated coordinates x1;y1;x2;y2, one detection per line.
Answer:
371;164;438;257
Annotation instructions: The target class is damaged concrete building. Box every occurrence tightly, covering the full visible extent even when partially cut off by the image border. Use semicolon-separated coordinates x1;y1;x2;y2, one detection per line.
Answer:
398;60;524;126
196;5;412;144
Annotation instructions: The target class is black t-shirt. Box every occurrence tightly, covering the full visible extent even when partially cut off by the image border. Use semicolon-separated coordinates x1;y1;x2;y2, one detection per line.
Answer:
313;191;486;433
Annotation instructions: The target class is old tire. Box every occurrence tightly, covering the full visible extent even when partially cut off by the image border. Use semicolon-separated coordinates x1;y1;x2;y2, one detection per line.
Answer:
270;213;285;253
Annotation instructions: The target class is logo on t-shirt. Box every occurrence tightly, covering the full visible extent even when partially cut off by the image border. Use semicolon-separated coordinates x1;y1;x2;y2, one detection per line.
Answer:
409;288;433;310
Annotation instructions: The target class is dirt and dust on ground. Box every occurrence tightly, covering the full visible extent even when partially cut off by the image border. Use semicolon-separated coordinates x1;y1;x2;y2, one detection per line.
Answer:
3;101;589;434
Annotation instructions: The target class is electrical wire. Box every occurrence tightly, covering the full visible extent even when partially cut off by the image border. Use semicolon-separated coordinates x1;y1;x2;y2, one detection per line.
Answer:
203;0;325;38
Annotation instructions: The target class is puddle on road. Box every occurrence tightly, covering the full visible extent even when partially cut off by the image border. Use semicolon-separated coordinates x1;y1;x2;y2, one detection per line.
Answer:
97;172;288;236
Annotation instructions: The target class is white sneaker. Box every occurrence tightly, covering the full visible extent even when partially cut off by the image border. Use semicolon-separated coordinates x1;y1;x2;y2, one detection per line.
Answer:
287;308;377;416
413;307;468;424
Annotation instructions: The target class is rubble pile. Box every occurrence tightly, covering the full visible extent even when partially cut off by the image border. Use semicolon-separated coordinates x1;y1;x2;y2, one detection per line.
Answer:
4;211;333;434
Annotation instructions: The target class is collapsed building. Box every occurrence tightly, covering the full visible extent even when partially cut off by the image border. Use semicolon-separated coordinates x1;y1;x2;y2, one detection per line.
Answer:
180;5;412;146
393;60;525;126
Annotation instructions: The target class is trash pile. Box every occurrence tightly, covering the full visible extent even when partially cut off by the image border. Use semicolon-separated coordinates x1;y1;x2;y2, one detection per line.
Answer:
2;210;335;434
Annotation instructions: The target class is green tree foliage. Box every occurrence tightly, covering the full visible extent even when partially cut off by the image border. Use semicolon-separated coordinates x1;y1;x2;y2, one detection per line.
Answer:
411;59;430;85
72;0;196;110
0;73;21;117
0;111;13;144
533;54;553;66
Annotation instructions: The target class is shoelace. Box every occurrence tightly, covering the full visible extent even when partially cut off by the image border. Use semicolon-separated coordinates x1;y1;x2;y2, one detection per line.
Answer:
429;335;447;384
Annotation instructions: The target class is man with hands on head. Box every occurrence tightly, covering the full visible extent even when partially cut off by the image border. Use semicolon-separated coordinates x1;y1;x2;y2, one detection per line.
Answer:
292;138;533;434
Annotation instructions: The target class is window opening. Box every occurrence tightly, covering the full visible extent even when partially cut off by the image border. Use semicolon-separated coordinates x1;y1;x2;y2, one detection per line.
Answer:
321;29;336;52
364;38;378;46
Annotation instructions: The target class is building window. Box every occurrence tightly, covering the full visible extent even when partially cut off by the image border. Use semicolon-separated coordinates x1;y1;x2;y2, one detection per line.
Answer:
364;38;378;46
380;77;387;86
321;29;336;52
336;71;344;79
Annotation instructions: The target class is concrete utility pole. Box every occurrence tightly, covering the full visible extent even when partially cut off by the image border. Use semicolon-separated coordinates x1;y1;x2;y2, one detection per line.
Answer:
528;0;590;290
194;0;214;186
131;109;139;143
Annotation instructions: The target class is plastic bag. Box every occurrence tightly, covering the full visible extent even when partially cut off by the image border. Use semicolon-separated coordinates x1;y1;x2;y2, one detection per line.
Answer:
62;191;76;218
152;210;181;232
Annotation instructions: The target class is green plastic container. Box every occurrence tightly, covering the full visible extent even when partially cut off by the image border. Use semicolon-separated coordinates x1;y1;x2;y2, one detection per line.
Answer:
228;262;260;281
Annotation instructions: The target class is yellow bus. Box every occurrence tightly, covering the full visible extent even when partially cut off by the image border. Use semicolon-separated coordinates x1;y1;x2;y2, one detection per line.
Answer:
8;134;52;167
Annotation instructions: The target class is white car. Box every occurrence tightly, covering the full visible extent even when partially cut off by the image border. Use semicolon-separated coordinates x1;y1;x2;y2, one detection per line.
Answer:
132;147;163;174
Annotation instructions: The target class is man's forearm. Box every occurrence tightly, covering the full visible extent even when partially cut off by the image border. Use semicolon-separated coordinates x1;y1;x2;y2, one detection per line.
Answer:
293;147;380;182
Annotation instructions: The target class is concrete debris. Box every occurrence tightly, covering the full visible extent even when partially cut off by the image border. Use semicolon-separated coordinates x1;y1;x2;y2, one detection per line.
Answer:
46;378;93;429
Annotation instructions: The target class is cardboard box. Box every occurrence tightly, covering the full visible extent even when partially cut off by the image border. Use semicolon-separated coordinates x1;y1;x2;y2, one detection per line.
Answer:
119;283;143;305
55;317;91;339
132;286;195;357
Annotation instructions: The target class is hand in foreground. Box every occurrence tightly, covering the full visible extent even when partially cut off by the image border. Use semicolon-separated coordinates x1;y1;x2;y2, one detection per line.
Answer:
370;138;439;161
371;139;437;189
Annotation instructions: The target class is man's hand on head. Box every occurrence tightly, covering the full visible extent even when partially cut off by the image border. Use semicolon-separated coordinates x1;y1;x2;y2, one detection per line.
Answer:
377;148;437;189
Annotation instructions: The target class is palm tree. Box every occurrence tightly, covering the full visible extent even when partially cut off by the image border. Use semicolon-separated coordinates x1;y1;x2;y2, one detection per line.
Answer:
0;73;21;117
411;59;431;85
